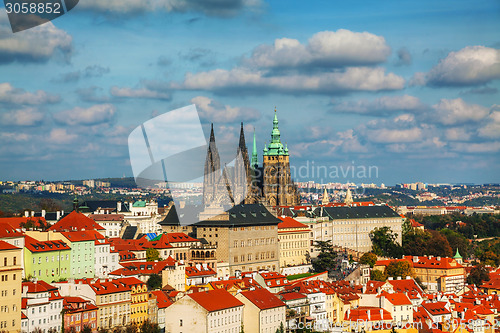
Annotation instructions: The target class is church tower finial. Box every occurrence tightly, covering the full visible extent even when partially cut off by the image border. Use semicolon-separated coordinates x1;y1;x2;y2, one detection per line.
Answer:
251;128;258;169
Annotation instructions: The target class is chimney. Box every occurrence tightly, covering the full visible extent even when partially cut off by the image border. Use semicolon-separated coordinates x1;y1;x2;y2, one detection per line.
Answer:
437;257;441;261
397;276;402;280
56;211;61;220
406;276;411;280
24;211;29;217
388;277;393;281
61;210;64;216
117;202;122;212
413;256;418;263
31;211;34;217
41;210;46;218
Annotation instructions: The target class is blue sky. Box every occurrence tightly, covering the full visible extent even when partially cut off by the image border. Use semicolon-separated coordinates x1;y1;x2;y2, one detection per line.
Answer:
1;0;499;185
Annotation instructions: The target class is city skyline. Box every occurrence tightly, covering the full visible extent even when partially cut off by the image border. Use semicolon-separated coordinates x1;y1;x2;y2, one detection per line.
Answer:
1;1;499;184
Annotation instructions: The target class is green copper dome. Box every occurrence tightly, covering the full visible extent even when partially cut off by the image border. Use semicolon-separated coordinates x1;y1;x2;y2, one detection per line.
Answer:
453;248;462;259
264;108;288;156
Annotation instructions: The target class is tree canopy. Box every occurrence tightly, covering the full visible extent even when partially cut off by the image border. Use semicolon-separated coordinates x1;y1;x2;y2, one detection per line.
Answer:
467;264;490;286
359;252;377;268
385;260;414;279
369;227;403;258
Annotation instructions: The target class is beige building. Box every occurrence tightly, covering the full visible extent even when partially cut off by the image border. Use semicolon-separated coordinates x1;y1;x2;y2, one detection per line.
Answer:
236;288;286;333
277;217;310;268
159;204;281;276
0;241;22;333
164;289;244;333
89;279;132;329
310;205;404;254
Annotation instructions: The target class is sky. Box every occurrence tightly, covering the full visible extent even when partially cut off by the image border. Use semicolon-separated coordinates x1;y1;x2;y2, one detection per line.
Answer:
0;0;499;185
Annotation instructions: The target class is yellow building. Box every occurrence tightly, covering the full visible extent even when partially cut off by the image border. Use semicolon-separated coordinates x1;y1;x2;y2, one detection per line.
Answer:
0;240;22;333
277;217;310;268
121;277;149;325
89;279;131;329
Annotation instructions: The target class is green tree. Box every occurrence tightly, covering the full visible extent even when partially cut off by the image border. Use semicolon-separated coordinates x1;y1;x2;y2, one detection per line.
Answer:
311;240;338;274
147;273;162;290
385;260;414;279
402;229;431;256
426;230;453;258
146;248;160;261
82;325;92;333
359;252;377;268
369;227;403;258
467;264;490;286
98;329;109;333
140;320;161;333
370;269;386;281
275;322;285;333
440;229;470;258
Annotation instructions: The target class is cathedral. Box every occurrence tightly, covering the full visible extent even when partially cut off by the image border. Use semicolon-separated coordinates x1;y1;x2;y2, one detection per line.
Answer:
203;108;300;208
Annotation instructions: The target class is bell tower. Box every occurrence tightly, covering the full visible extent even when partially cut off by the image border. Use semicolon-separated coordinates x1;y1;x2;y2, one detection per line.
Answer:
262;108;299;207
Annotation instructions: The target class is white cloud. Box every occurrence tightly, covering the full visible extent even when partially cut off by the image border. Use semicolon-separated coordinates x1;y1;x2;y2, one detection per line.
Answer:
110;87;171;100
191;96;260;123
48;128;78;144
431;98;489;125
367;127;423;143
1;107;44;126
419;46;500;86
450;141;500;153
53;104;116;126
0;13;72;64
478;110;500;138
0;132;29;142
445;127;472;141
0;83;59;104
333;95;424;115
176;66;404;95
246;30;391;69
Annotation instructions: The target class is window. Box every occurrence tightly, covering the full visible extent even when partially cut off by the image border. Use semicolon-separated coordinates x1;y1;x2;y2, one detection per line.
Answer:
180;319;183;327
3;258;5;266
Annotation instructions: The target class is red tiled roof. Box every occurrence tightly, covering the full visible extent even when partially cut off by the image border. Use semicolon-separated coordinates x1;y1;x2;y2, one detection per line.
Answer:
151;290;173;309
24;235;70;253
88;214;124;221
0;217;46;230
278;291;306;301
379;291;412;306
145;233;198;250
259;272;290;288
364;280;387;294
23;280;58;293
240;288;286;310
109;259;176;276
209;278;261;292
405;256;463;269
61;230;105;242
277;217;308;230
422;302;451;315
188;289;243;312
186;265;216;277
0;223;24;238
48;211;105;231
89;279;131;295
0;239;20;251
410;219;424;228
345;307;393;321
387;278;424;298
